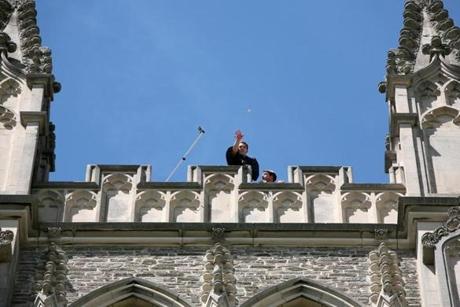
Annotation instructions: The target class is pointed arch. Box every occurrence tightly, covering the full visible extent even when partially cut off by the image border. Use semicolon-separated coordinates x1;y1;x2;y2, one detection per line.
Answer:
240;277;362;307
69;277;192;307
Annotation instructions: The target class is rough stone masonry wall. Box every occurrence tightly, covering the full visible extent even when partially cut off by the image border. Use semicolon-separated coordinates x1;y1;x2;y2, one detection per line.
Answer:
12;246;420;306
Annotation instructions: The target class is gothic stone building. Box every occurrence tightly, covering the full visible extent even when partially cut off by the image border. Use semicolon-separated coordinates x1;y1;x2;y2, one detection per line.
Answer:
1;0;460;306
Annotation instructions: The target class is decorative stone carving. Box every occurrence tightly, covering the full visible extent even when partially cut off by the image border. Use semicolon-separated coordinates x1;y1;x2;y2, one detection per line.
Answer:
445;80;460;104
32;242;68;307
170;190;201;222
201;243;237;307
341;192;372;223
135;190;167;222
0;31;17;54
210;227;226;242
0;105;16;129
374;228;389;241
368;242;406;306
306;174;336;223
385;0;423;76
305;174;336;194
47;227;62;242
238;191;268;223
272;191;303;223
205;173;235;223
422;206;460;248
0;228;14;262
375;192;400;224
36;190;64;223
17;0;53;74
422;36;452;60
103;173;133;222
415;80;440;99
0;78;21;104
64;190;98;222
0;1;13;31
420;105;460;129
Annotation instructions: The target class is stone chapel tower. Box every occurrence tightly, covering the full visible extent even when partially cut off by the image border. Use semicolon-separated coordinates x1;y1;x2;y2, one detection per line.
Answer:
0;0;59;194
383;0;460;196
1;0;460;307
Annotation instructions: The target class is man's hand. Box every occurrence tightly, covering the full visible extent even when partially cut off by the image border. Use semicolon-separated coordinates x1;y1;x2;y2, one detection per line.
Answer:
235;130;244;141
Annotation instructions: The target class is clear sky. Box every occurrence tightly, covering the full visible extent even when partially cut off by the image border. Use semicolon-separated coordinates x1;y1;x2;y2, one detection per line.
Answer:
35;1;460;183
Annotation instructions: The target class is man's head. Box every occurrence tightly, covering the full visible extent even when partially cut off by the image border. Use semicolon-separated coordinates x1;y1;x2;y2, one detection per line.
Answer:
262;170;277;183
238;142;248;156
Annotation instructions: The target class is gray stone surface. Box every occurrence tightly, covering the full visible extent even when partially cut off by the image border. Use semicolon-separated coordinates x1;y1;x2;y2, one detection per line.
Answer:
12;246;420;306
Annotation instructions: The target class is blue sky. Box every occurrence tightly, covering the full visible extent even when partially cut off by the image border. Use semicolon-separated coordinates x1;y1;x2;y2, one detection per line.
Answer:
36;1;460;183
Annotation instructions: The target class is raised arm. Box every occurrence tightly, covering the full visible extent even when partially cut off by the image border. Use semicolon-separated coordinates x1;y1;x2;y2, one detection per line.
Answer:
232;130;244;155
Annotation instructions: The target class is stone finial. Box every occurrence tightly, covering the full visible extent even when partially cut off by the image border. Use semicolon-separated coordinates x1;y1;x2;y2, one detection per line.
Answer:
422;36;452;60
33;242;68;307
0;228;14;262
368;242;406;306
422;206;460;248
47;227;62;242
201;243;237;307
210;227;226;243
374;228;389;241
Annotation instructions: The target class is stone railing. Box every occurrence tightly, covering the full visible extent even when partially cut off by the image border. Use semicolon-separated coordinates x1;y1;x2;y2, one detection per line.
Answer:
32;165;405;224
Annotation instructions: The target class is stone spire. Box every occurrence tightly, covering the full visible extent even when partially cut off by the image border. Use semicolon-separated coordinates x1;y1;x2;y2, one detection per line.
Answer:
382;0;460;82
0;0;60;193
380;0;460;196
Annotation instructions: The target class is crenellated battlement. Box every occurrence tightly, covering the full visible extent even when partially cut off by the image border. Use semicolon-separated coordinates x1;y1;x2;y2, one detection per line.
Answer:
32;164;405;225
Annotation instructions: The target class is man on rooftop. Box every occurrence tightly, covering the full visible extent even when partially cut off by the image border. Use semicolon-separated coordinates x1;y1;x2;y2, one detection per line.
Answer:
226;130;259;181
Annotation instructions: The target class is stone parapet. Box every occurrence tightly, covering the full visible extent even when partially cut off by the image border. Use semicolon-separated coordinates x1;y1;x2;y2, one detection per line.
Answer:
31;165;405;225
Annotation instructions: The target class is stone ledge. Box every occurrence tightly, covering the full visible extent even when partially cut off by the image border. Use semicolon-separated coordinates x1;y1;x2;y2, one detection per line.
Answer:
32;182;100;189
239;183;303;190
341;183;406;192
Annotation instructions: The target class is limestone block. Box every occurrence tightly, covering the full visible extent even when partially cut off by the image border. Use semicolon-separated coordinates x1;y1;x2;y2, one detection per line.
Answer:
135;191;167;222
341;192;372;223
239;191;268;223
273;192;303;223
64;191;98;222
171;191;201;223
205;173;235;223
306;174;337;223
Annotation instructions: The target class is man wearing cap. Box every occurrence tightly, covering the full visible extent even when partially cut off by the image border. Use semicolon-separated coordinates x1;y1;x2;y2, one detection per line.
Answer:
261;170;277;183
226;130;259;181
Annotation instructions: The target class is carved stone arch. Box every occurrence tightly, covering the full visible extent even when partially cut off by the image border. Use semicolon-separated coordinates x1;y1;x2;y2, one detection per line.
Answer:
420;105;460;129
102;173;133;192
204;173;235;223
422;207;460;306
272;191;303;223
69;277;192;307
415;79;440;98
430;232;460;307
305;174;336;195
445;79;460;105
375;192;401;224
240;277;361;307
134;190;167;222
64;190;98;222
0;105;16;129
341;192;372;223
414;79;440;112
170;190;201;222
35;189;65;223
102;173;134;222
306;174;336;223
204;173;235;191
238;191;269;223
